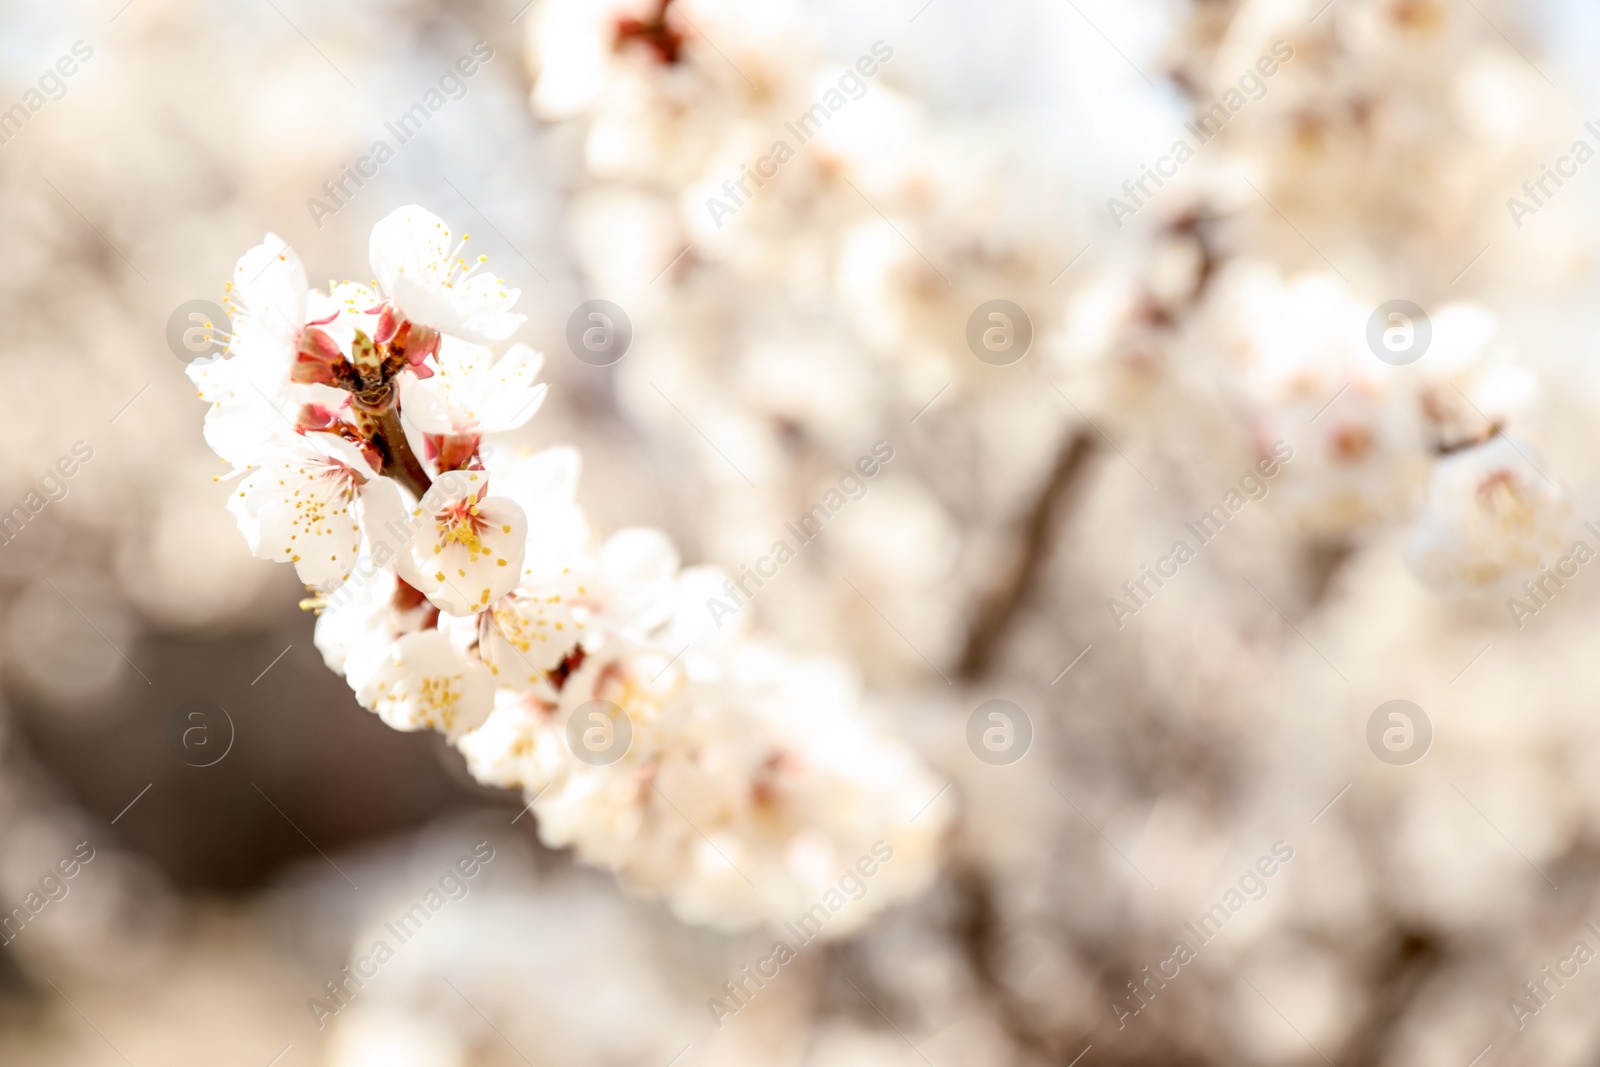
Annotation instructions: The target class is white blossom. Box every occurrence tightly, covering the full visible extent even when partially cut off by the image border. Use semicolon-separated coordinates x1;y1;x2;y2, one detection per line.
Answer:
397;337;547;438
392;470;528;617
1406;435;1572;594
354;629;495;740
368;205;525;343
225;432;381;591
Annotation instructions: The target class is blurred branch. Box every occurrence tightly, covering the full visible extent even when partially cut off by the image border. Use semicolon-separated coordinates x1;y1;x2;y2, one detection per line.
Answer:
1336;928;1443;1065
953;865;1081;1063
958;429;1097;680
953;865;1214;1067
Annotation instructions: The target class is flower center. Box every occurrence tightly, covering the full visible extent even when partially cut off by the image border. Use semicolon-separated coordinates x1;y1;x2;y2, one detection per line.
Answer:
438;499;490;555
1476;470;1534;526
417;673;464;728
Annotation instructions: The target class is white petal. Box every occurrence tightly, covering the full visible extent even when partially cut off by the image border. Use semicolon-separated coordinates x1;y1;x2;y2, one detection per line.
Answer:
201;397;298;469
354;630;494;740
487;446;590;580
234;472;362;590
186;333;288;405
311;282;384;354
397;471;528;615
396;373;456;435
354;475;411;559
417;337;547;435
230;234;308;355
602;527;680;583
665;565;749;648
313;563;397;681
599;528;680;631
369;206;452;305
483;577;586;688
189;328;346;468
475;345;549;433
487;444;581;503
368;205;525;342
458;689;563;792
444;273;526;342
317;434;379;477
226;435;374;590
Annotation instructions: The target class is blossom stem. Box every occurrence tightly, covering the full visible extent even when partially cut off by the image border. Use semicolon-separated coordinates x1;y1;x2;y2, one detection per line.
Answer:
356;387;433;500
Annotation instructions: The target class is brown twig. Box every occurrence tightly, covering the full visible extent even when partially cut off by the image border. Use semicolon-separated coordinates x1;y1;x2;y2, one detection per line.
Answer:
1335;927;1443;1066
953;865;1079;1062
958;429;1097;680
354;386;433;500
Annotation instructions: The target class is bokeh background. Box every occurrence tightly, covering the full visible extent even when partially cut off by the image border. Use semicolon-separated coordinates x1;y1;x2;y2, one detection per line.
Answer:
4;0;1600;1063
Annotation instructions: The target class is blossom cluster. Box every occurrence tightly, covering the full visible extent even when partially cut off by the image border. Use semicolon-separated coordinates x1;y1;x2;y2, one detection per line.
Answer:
524;0;1089;672
1072;0;1573;600
1215;265;1562;595
188;205;947;929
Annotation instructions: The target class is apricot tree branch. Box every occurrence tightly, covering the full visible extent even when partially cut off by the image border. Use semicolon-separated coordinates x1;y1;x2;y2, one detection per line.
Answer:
958;429;1097;680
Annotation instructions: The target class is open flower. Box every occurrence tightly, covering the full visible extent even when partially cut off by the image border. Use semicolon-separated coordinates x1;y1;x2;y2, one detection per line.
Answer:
354;629;494;740
313;552;437;688
480;572;590;688
189;237;321;466
226;433;383;590
592;527;681;637
1406;435;1573;594
208;233;307;377
395;470;528;615
487;445;590;579
528;0;685;120
397;336;548;438
369;205;525;343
